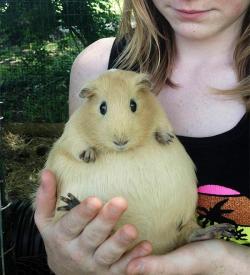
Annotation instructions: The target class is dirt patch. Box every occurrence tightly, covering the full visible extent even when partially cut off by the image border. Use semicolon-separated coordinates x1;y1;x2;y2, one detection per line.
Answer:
2;131;57;201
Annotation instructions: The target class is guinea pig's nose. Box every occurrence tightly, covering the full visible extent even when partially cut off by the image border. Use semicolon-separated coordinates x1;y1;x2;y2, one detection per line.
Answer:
113;140;128;146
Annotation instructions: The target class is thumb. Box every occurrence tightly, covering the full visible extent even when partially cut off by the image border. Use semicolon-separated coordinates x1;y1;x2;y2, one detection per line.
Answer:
34;169;57;231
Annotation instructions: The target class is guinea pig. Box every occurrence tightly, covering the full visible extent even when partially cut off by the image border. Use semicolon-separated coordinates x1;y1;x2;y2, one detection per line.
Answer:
36;69;234;254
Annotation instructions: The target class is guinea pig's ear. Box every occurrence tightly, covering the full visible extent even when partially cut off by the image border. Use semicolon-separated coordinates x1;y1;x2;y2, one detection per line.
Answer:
79;87;95;99
136;74;153;92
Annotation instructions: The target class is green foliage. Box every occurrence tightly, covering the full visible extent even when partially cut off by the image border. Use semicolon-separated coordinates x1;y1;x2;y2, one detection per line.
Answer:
0;0;57;46
1;38;77;122
0;0;121;123
0;0;120;47
58;0;119;45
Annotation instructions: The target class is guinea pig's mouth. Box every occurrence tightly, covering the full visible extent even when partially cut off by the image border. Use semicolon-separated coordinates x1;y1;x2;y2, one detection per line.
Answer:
115;146;127;151
113;139;129;151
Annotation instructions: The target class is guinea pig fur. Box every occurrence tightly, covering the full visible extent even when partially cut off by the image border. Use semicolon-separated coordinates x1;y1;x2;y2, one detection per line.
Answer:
37;69;199;254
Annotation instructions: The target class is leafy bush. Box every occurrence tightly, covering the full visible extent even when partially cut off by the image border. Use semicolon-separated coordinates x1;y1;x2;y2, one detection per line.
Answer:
0;0;121;123
1;39;77;122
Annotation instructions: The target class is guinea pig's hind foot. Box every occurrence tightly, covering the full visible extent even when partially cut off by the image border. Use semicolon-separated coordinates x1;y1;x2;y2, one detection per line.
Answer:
57;193;80;211
79;147;97;163
187;223;236;242
155;131;175;145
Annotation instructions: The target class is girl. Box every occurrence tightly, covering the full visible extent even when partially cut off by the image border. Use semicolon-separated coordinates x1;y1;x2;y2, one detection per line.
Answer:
35;0;250;274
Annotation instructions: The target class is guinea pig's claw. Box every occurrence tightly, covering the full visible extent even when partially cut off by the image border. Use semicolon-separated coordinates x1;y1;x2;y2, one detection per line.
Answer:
79;147;96;162
155;131;175;145
188;223;236;242
57;193;80;211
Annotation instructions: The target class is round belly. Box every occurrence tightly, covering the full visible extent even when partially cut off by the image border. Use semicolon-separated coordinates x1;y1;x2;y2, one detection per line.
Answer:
53;141;197;253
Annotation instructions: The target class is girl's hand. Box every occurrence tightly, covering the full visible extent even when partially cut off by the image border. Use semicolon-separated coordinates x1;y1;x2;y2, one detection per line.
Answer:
127;238;250;275
34;170;152;275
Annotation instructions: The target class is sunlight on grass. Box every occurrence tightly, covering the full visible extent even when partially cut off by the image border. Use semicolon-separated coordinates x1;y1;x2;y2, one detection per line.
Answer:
3;132;26;151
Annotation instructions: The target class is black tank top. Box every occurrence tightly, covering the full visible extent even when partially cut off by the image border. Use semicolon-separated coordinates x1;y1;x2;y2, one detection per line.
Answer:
108;38;250;245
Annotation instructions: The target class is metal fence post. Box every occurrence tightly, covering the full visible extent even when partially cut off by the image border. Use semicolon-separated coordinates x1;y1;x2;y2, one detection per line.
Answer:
0;101;16;274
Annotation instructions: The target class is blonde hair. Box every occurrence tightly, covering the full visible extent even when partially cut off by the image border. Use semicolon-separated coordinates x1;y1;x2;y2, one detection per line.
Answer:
115;0;250;108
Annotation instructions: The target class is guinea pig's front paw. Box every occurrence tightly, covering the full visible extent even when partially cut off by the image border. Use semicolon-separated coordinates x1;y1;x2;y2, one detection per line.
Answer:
155;131;175;145
57;193;80;211
79;147;97;162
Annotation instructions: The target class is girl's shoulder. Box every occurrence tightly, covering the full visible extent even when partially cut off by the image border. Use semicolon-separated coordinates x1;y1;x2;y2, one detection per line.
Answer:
72;37;115;72
69;37;115;114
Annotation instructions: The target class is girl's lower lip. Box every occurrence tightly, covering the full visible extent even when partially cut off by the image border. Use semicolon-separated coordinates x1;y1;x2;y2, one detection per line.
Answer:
175;9;210;20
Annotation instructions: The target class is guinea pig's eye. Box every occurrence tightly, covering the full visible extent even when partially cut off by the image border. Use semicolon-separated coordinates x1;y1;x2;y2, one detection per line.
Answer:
100;101;107;115
130;99;137;113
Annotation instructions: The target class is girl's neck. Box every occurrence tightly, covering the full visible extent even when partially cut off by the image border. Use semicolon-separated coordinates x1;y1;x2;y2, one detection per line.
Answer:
175;18;243;67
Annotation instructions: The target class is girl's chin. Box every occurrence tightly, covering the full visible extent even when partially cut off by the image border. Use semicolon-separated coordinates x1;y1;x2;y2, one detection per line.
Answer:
173;25;221;41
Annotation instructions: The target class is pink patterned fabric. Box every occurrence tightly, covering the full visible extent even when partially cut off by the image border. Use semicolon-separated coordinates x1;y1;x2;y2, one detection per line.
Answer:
198;185;240;195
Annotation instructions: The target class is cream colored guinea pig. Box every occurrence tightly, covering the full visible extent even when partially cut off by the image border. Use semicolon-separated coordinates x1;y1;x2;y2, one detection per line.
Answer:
39;69;203;254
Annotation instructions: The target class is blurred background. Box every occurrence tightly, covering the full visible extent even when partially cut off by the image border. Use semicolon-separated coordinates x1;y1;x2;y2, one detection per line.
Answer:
0;0;122;200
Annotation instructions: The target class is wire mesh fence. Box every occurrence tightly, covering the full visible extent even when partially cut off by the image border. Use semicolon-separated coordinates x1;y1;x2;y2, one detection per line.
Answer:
0;0;121;123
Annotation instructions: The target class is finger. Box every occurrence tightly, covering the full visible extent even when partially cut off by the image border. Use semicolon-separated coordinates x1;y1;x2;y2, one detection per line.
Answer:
56;196;103;240
109;241;152;274
94;224;138;266
34;169;57;231
78;197;128;252
127;255;165;275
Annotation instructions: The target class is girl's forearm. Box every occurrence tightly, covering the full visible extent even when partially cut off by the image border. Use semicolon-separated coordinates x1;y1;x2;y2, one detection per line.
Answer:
222;241;250;274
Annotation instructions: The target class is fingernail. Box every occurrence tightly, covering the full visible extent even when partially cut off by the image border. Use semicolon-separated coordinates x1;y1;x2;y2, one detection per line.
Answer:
86;197;102;213
40;170;47;189
109;205;120;215
132;261;144;274
40;178;46;192
138;242;152;256
86;200;97;212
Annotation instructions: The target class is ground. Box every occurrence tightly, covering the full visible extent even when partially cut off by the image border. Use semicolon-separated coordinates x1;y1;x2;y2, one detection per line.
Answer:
2;131;57;201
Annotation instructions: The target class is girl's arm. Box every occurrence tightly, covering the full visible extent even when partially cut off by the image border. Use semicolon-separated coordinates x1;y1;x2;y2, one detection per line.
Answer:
127;239;250;275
